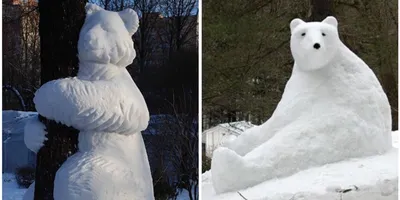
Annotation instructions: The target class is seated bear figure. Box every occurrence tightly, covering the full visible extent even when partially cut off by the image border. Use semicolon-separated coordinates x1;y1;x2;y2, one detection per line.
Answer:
211;16;392;194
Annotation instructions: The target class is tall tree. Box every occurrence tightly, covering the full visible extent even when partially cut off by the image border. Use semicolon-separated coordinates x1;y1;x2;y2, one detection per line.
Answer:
134;0;161;73
159;0;198;57
308;0;334;21
34;0;87;199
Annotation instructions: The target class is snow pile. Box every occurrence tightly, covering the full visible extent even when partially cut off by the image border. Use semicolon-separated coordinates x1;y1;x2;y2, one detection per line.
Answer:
23;4;154;200
202;144;398;200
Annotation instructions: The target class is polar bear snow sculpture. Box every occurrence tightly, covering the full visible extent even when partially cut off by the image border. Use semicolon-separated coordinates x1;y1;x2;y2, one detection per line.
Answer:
211;16;392;194
23;4;154;200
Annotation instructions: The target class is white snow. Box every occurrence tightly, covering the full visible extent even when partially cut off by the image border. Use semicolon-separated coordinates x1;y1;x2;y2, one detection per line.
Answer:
34;5;147;134
203;121;255;157
3;171;191;200
24;117;47;153
175;185;197;200
176;190;191;200
3;111;38;136
23;4;154;200
392;131;398;148
2;173;28;200
202;145;398;200
210;16;392;194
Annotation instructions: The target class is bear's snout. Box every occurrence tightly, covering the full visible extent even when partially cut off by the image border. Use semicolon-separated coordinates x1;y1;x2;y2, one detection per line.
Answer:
313;43;321;49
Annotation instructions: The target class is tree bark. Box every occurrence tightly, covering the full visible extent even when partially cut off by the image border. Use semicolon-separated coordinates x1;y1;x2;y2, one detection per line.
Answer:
34;116;79;200
309;0;335;21
34;0;86;199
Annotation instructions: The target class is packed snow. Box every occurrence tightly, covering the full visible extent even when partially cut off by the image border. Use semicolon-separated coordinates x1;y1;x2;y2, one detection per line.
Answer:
202;133;398;200
210;16;393;194
23;4;154;200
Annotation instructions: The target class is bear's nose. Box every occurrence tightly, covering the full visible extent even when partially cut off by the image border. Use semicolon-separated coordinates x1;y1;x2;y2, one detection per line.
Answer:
313;43;321;49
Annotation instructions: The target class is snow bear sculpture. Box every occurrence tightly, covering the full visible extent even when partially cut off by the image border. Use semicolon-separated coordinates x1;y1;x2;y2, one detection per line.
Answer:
211;16;392;194
23;4;154;200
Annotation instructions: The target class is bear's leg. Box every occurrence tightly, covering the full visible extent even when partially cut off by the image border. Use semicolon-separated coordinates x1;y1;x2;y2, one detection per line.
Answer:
53;152;100;200
222;125;263;156
211;130;335;193
211;131;309;194
211;112;381;194
54;151;153;200
223;119;280;156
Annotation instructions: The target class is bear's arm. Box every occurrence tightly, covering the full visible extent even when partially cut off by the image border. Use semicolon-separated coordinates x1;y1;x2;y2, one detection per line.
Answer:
33;78;149;134
24;117;47;153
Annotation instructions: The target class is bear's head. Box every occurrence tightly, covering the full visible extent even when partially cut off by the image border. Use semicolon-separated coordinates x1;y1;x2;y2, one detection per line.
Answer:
290;16;340;71
78;4;139;68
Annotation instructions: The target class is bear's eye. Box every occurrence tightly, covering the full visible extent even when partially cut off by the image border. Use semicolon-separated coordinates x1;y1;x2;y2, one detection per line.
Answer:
322;33;326;36
301;33;306;36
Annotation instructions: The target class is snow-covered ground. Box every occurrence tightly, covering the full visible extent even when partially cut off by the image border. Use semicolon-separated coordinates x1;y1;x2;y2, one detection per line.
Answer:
176;188;196;200
2;173;27;200
202;132;399;200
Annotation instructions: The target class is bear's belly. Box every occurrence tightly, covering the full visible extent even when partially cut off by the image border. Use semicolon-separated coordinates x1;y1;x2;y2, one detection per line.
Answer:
53;133;154;200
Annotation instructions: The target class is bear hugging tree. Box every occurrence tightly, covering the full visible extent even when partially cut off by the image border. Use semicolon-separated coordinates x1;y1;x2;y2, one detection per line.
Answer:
211;16;392;193
23;4;155;200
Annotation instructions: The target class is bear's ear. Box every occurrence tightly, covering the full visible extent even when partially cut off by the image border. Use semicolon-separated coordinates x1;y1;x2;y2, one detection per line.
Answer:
322;16;338;28
119;8;139;36
85;3;103;16
290;18;305;33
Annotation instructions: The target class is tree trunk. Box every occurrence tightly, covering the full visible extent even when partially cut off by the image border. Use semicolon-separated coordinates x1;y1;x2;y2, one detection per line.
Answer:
34;0;86;199
309;0;335;21
34;116;79;200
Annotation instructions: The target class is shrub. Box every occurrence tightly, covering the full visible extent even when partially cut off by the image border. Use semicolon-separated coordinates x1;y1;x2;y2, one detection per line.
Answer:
152;164;176;200
15;166;35;188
